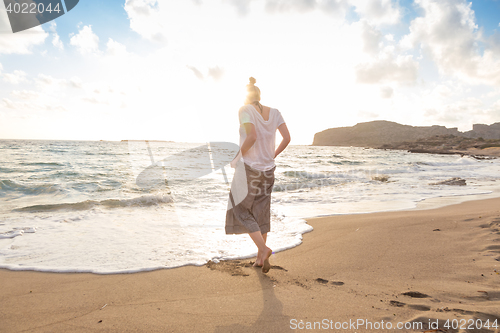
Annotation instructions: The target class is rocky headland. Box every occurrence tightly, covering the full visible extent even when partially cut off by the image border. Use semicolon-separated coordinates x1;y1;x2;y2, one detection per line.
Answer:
313;121;500;158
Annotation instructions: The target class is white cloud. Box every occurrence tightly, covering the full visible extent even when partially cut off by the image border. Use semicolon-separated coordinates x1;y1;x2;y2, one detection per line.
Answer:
262;0;351;17
319;0;352;16
208;66;224;81
35;74;57;86
185;65;225;81
400;0;500;85
82;96;110;105
227;0;254;16
357;110;379;118
3;96;67;112
354;19;418;87
1;73;74;115
265;0;318;13
413;81;500;130
70;25;100;55
356;54;418;85
0;9;48;54
3;98;16;109
124;0;167;42
34;74;68;91
187;66;204;80
424;97;486;125
52;34;64;50
75;81;134;109
3;71;124;118
48;22;64;50
352;0;401;26
3;70;28;84
68;77;83;89
11;90;41;100
360;21;383;54
380;86;393;99
106;38;128;56
489;31;500;54
430;84;453;100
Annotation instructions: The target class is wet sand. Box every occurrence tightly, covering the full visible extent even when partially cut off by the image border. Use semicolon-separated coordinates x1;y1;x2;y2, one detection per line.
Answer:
1;197;499;332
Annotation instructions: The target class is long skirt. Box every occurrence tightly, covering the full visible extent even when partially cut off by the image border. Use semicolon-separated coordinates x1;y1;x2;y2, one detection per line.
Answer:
225;162;276;235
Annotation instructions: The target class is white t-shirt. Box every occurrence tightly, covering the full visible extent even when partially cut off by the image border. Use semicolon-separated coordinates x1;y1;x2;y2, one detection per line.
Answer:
238;104;286;171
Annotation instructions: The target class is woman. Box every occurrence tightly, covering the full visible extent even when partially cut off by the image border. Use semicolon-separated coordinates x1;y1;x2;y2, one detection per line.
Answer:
225;77;291;273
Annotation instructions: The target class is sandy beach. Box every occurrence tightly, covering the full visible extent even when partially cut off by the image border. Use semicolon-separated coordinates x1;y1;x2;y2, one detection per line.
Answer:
1;197;499;332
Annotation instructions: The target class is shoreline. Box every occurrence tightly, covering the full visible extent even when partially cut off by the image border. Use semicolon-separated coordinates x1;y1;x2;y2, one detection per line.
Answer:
310;144;500;159
376;145;500;159
1;190;499;275
1;196;499;332
397;147;500;159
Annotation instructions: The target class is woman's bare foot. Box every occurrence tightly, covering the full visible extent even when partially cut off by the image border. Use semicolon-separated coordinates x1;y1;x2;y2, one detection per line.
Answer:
262;257;271;273
261;248;272;273
254;247;272;268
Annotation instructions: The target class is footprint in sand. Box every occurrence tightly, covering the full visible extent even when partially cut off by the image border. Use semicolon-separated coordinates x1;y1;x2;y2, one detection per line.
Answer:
389;300;405;307
314;278;345;286
407;304;431;311
389;301;430;311
401;291;431;298
485;245;500;253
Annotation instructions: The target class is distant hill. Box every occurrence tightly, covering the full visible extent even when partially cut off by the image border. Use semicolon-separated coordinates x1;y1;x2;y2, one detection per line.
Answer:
312;121;500;147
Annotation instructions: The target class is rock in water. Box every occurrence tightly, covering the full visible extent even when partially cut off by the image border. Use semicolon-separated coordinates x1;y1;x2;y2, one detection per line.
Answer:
430;178;466;186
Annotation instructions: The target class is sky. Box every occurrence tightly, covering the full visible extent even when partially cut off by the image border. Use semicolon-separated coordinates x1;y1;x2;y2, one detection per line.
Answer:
1;0;500;145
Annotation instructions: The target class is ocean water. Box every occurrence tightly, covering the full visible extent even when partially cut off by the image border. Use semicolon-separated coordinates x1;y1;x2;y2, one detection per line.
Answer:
1;139;499;274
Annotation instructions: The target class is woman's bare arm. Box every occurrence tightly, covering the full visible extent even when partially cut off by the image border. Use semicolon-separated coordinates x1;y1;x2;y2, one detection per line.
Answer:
240;123;257;156
230;123;257;168
274;123;291;158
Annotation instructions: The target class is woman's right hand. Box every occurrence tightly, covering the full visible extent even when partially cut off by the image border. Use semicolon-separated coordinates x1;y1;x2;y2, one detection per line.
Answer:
230;151;242;168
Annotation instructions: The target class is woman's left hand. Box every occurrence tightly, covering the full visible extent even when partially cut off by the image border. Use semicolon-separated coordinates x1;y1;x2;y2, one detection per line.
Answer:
230;158;238;169
230;151;242;168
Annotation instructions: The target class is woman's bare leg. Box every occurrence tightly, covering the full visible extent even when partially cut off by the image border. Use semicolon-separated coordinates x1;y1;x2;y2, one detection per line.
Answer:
249;231;272;273
252;232;268;267
261;232;271;273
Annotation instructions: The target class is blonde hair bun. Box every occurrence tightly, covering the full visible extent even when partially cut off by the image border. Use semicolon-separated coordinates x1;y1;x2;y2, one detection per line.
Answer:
244;77;261;104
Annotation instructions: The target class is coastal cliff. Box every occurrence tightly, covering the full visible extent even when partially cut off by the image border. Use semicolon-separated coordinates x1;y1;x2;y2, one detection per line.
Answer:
312;121;500;156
